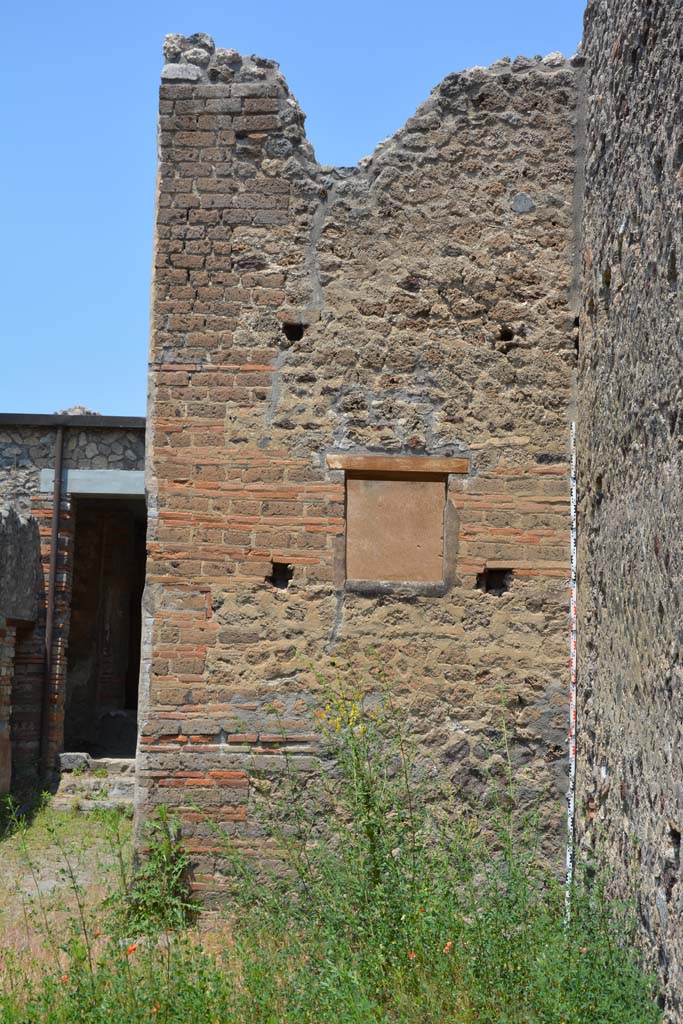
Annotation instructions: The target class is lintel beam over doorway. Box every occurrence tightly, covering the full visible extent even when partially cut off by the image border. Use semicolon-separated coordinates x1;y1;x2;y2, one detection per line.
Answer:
39;469;145;497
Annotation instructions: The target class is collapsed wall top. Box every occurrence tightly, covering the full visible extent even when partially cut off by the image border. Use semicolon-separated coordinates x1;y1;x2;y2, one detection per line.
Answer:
159;33;583;183
162;32;281;84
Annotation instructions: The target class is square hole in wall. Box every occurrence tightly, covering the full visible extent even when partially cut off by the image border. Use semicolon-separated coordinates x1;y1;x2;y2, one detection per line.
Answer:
268;561;293;589
476;567;512;595
345;475;446;583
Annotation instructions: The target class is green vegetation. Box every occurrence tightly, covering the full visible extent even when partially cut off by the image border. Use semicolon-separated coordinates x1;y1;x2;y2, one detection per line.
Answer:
0;689;662;1023
116;803;196;935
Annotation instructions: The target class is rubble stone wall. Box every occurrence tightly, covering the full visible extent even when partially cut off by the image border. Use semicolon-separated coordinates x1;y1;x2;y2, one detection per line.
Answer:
577;0;683;1016
140;33;581;890
0;426;145;518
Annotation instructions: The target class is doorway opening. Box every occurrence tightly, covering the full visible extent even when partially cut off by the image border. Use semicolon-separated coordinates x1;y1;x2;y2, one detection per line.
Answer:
65;496;146;757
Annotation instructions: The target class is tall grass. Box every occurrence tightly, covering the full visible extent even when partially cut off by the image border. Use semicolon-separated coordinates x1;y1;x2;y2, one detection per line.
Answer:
0;684;662;1023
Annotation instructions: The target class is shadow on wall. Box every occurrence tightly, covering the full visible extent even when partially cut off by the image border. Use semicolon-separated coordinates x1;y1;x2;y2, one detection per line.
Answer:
0;509;42;794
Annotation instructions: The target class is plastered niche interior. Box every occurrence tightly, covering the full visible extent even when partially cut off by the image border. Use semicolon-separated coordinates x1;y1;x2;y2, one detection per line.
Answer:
345;475;446;584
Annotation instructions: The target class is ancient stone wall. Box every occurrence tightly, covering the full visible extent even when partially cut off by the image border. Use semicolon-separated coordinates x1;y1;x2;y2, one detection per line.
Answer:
0;424;145;518
139;33;581;890
0;418;145;783
577;0;683;1017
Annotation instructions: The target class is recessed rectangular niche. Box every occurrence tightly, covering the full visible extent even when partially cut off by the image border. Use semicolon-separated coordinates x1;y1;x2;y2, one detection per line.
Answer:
326;453;467;592
345;475;446;584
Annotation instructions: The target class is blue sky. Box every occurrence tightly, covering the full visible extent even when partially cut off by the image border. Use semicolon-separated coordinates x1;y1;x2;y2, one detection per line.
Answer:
3;0;585;417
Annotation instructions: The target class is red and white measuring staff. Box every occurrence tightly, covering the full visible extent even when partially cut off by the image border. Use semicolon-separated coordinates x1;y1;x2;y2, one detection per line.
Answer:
565;419;577;920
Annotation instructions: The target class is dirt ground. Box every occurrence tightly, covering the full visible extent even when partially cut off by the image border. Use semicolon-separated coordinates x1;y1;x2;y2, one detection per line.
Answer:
0;799;133;959
0;798;231;977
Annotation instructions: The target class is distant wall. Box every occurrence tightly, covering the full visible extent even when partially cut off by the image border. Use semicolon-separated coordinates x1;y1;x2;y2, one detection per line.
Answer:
0;419;146;781
0;425;145;517
577;0;683;1016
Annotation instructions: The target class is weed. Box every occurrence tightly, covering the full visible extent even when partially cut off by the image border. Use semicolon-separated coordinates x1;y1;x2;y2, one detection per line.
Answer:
218;683;662;1023
0;790;51;840
115;805;196;934
0;677;664;1023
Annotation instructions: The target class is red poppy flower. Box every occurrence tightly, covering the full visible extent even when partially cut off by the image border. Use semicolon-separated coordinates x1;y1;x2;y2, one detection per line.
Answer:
127;943;138;955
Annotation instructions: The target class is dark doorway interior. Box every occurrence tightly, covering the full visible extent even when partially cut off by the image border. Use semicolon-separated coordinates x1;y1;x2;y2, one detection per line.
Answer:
65;497;146;757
